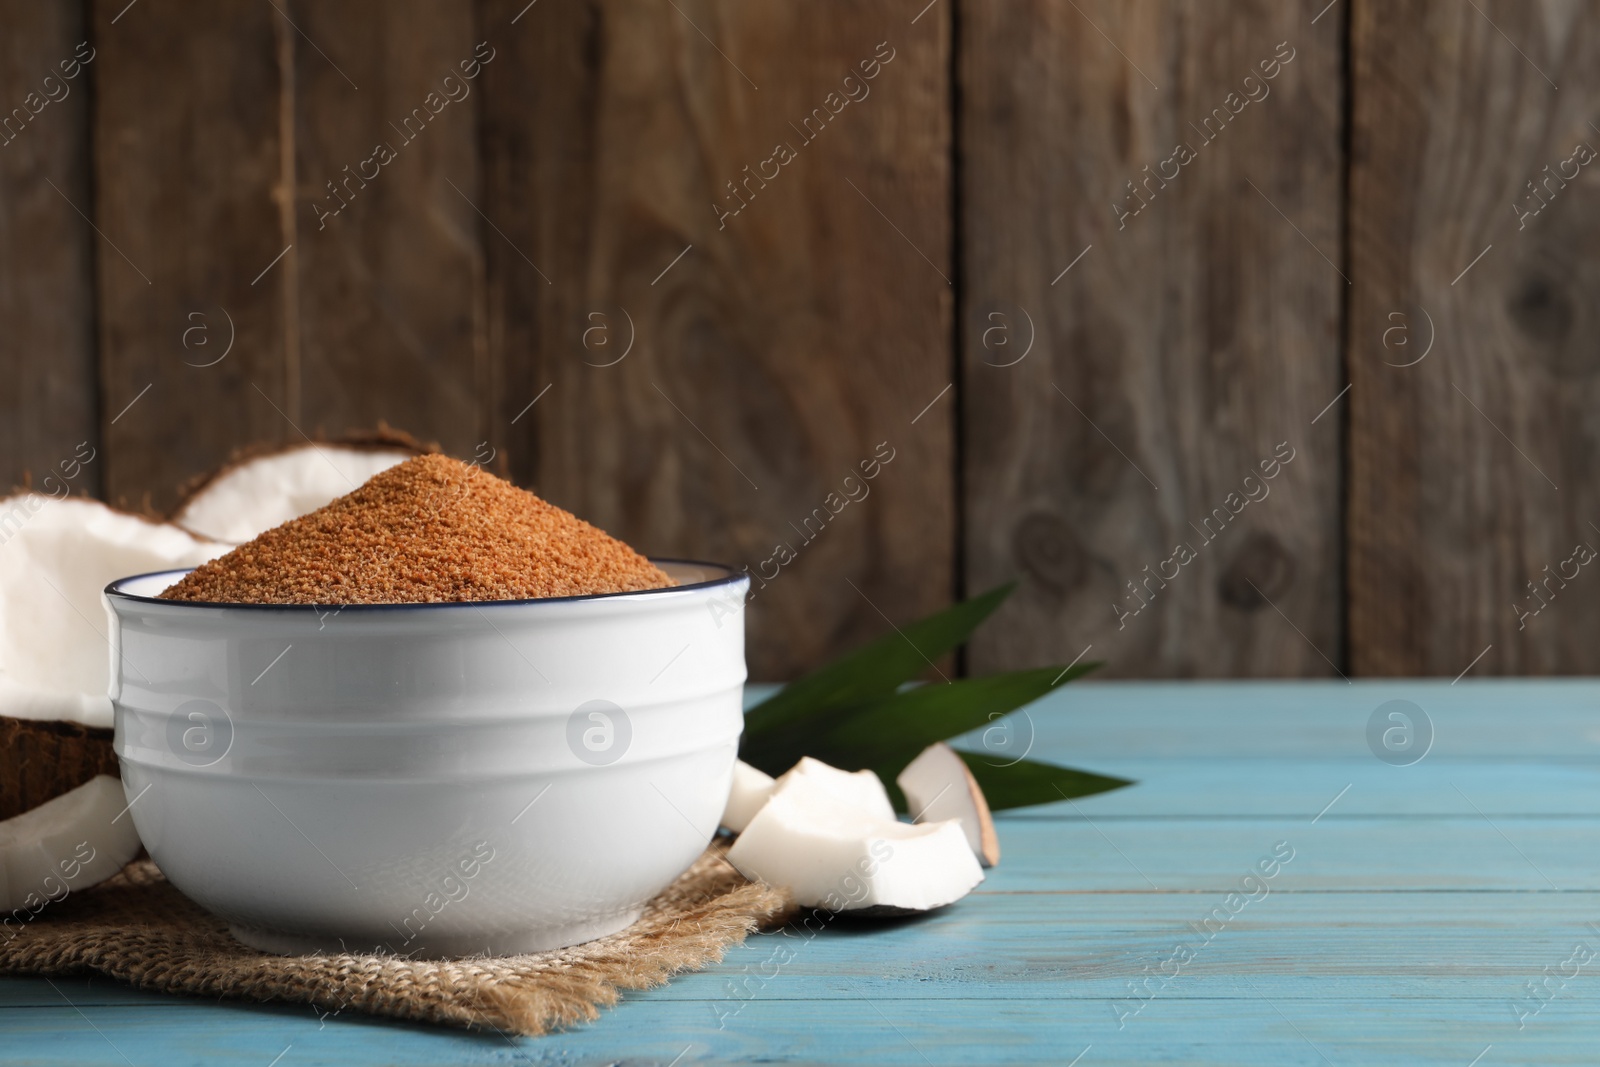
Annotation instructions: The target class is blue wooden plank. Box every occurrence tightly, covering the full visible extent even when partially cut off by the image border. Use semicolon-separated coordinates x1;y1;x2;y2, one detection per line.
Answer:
0;999;518;1066
938;678;1600;759
980;814;1600;891
3;996;1596;1066
748;677;1600;761
975;759;1600;817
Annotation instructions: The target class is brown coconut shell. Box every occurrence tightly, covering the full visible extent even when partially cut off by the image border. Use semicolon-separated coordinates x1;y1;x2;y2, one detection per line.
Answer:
0;715;118;821
167;423;437;524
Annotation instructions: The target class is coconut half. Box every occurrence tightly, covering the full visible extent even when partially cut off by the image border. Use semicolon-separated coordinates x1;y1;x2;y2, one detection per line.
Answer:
0;494;226;730
897;742;1001;867
170;432;426;543
720;760;776;833
727;757;984;912
0;775;143;916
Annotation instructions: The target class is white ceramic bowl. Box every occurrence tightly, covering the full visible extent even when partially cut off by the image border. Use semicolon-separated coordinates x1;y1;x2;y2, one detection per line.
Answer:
105;561;748;957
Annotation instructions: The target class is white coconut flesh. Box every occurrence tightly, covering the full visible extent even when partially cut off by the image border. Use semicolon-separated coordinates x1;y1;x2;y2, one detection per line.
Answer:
0;494;225;728
727;759;984;912
720;760;776;833
0;775;142;915
772;756;896;821
897;742;1001;867
171;444;414;543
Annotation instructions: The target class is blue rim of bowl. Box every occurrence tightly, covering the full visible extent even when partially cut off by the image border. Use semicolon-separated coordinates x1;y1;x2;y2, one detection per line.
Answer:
105;558;747;612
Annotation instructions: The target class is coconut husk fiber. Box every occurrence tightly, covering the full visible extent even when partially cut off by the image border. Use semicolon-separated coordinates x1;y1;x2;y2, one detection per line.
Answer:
0;716;117;821
0;844;792;1035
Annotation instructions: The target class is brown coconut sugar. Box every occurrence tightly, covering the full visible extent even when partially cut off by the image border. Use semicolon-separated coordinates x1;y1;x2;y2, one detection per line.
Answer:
161;454;674;604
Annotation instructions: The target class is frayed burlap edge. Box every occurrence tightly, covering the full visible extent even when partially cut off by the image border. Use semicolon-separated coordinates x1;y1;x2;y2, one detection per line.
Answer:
0;844;793;1036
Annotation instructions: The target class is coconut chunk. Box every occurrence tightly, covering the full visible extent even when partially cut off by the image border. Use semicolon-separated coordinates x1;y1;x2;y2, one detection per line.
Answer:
0;775;142;916
727;758;983;912
171;441;420;543
897;742;1001;867
0;495;225;728
773;756;895;821
727;786;983;912
720;760;776;833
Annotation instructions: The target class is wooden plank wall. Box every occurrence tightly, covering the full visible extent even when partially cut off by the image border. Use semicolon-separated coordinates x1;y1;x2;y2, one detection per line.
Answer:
0;0;1593;680
960;0;1345;678
91;0;288;509
1348;0;1600;678
478;0;954;680
0;1;99;499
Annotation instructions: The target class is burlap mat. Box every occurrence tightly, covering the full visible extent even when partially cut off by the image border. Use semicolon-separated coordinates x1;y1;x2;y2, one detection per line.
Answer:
0;844;792;1035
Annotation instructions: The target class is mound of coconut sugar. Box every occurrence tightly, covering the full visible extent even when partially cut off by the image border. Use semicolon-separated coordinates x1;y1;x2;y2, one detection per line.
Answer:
160;454;674;604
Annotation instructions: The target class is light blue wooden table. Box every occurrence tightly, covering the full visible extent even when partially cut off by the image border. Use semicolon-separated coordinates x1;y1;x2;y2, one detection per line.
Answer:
4;679;1598;1065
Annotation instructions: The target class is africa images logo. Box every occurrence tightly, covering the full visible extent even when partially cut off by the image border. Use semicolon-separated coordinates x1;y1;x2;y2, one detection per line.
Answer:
164;698;235;768
567;699;632;767
1366;699;1433;767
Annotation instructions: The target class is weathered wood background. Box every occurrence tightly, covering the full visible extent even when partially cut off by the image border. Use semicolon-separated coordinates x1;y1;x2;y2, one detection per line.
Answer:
0;0;1589;679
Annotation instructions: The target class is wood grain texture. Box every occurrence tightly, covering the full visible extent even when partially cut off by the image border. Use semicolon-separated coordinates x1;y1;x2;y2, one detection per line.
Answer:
92;0;287;512
8;680;1600;1064
959;1;1346;677
0;1;99;497
479;0;954;681
1348;0;1600;676
9;2;1599;684
291;0;486;457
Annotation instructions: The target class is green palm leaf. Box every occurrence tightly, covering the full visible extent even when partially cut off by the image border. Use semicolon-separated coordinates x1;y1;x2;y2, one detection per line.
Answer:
738;583;1132;813
954;751;1131;812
